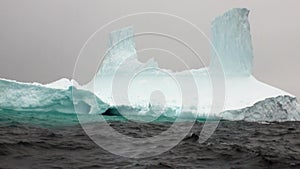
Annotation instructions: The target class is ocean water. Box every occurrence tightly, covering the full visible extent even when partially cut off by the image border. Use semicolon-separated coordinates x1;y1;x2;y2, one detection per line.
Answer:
1;110;300;169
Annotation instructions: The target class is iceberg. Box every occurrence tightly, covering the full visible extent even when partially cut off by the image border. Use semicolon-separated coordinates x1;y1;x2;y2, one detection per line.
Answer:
0;8;299;122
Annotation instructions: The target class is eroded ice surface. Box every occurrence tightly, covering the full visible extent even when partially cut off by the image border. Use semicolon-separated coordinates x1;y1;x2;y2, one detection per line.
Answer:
210;8;253;76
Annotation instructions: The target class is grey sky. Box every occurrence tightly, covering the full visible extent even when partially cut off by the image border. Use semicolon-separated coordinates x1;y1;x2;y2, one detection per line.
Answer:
0;1;299;98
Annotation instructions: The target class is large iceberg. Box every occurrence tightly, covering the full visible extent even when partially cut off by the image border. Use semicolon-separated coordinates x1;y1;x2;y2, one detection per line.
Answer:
0;8;299;122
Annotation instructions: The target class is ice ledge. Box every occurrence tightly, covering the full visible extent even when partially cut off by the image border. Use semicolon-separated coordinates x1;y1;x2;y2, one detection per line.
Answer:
221;95;300;122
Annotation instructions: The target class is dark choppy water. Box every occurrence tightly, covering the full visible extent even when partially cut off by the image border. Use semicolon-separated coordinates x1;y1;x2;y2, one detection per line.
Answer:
1;111;300;168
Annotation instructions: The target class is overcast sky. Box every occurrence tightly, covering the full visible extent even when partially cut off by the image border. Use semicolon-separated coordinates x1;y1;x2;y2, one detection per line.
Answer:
0;0;299;98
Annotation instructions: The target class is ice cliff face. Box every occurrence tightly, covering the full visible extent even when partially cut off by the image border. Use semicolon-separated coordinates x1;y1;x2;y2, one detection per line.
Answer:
210;8;253;76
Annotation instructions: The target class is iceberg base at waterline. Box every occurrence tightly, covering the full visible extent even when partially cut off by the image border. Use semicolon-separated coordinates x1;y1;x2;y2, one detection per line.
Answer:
0;76;299;123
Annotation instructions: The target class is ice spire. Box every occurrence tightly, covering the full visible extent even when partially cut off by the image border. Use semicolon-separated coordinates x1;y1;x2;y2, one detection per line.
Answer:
210;8;253;76
108;26;136;56
97;26;136;77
